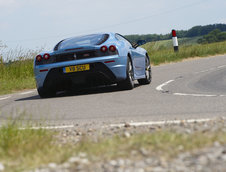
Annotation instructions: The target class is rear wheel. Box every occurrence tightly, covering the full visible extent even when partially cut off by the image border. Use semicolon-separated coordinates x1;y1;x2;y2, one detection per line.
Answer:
37;87;56;98
118;58;134;90
138;55;152;85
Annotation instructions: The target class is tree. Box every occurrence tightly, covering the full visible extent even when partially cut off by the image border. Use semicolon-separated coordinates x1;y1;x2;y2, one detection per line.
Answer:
198;29;226;44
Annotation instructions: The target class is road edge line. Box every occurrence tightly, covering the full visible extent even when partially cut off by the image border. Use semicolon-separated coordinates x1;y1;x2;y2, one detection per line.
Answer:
109;118;212;128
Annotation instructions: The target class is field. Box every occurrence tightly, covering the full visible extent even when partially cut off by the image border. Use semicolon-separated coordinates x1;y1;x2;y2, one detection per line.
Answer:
1;38;226;95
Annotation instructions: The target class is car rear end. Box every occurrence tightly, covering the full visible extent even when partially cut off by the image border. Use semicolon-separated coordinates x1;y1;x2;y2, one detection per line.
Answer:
34;33;127;97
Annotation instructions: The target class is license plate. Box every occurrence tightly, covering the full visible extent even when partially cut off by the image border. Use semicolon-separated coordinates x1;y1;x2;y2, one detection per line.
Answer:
63;64;90;73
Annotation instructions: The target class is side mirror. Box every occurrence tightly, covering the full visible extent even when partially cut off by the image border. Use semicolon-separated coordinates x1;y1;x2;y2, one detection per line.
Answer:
132;43;139;49
136;40;146;46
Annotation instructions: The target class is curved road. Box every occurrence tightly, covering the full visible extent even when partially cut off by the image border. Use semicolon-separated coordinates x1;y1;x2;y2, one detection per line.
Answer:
1;55;226;126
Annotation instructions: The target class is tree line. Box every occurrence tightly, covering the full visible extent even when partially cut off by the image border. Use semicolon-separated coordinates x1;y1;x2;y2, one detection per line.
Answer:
197;29;226;44
124;24;226;43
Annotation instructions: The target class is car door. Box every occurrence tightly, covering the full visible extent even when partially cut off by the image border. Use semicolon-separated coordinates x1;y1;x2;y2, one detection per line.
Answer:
130;46;145;78
115;34;145;78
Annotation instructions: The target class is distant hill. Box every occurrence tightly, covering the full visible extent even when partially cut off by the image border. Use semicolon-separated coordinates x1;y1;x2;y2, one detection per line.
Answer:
125;24;226;43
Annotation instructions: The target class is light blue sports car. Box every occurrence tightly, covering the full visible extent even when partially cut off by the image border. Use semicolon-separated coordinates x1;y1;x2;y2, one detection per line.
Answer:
34;32;152;98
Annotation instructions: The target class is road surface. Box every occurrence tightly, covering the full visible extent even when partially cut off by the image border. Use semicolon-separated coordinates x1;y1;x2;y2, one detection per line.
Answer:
1;55;226;126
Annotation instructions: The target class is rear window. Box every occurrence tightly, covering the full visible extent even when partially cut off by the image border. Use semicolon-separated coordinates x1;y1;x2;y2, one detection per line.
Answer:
55;34;109;50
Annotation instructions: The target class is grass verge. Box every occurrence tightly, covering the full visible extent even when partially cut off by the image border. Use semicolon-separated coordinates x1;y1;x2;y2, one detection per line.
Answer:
76;129;226;159
0;123;72;172
0;122;226;171
0;47;41;95
143;40;226;65
0;59;35;95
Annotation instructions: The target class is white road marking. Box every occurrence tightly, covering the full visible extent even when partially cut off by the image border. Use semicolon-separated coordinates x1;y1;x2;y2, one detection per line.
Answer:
196;69;210;74
109;118;212;128
196;67;218;74
156;80;174;91
157;63;226;97
0;96;11;101
19;125;74;130
156;79;226;97
196;65;226;74
0;90;36;101
173;93;217;97
19;90;35;95
217;65;226;69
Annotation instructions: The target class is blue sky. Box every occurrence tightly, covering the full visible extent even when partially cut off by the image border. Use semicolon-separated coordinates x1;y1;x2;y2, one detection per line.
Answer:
0;0;225;51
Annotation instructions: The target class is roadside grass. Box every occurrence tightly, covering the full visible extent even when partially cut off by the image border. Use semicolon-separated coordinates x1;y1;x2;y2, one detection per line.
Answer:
178;37;201;46
1;122;226;171
0;48;39;95
143;40;226;65
0;59;35;95
0;122;72;172
142;36;201;51
76;129;226;160
0;77;35;95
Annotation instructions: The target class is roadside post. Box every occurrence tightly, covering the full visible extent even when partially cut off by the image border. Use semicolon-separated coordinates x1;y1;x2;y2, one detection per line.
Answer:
172;29;179;52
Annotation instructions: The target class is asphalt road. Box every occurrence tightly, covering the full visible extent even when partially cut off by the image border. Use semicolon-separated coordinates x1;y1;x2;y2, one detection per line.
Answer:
1;55;226;126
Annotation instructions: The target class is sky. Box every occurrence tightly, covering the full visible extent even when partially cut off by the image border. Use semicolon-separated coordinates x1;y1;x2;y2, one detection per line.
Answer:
0;0;226;51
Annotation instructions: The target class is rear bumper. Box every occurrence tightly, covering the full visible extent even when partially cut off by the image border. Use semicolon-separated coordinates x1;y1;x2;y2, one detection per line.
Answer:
34;55;127;90
42;63;117;91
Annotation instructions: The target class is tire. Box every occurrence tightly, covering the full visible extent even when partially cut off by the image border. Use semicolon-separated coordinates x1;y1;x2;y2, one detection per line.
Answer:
118;57;134;90
37;87;56;98
138;55;152;85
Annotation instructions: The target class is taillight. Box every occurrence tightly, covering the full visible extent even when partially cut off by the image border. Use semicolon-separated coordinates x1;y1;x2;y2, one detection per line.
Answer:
43;53;50;60
109;45;116;52
36;55;42;62
100;46;108;52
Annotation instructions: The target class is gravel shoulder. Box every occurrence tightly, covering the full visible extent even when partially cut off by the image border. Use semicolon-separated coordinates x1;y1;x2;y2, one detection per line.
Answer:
31;117;226;172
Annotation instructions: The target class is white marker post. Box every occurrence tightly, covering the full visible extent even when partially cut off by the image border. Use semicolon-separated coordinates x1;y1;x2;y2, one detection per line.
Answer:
172;29;179;52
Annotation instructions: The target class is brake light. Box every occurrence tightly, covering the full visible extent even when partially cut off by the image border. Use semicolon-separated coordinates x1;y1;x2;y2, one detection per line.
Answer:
40;69;48;72
100;46;108;52
36;55;42;62
104;60;115;63
109;45;116;52
43;53;50;60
